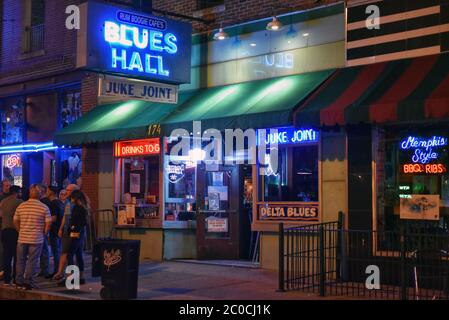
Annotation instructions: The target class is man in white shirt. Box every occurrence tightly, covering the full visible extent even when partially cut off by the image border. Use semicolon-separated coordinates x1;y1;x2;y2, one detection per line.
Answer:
14;184;51;290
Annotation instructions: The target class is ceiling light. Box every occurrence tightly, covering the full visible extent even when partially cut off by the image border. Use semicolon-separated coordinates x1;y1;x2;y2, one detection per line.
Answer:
213;27;229;40
266;16;283;31
250;43;257;47
303;33;310;37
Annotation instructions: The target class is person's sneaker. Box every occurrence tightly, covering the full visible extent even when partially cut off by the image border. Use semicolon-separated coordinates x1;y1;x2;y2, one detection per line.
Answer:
15;283;26;290
2;282;12;288
23;284;33;291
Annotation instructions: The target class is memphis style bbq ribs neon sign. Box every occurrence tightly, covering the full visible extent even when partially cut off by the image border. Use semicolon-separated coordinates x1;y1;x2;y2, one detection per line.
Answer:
400;135;448;174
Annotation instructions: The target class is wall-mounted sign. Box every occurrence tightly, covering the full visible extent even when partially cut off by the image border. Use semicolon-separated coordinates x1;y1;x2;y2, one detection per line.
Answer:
114;138;160;157
166;162;185;183
258;127;319;146
99;76;178;104
77;1;191;84
5;154;21;169
258;203;319;221
400;194;440;221
402;163;447;175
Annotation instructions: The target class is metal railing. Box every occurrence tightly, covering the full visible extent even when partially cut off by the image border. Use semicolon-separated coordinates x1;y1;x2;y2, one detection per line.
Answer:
279;213;449;300
91;209;117;241
25;24;45;52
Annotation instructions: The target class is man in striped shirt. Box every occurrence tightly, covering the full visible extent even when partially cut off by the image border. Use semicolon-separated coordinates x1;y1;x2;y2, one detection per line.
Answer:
13;184;51;290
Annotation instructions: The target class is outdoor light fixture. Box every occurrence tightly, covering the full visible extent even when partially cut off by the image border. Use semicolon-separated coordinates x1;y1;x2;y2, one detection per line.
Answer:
188;148;206;162
266;16;283;31
213;24;229;40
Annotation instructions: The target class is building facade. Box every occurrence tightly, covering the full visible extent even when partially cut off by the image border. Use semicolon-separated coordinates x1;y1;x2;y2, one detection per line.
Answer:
4;0;448;273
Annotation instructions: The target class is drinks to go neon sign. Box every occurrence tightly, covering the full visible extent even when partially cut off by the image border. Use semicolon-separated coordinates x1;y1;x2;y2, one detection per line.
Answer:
400;136;447;164
114;138;160;157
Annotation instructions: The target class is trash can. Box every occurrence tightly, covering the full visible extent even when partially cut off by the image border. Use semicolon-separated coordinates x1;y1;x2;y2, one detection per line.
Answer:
92;239;140;300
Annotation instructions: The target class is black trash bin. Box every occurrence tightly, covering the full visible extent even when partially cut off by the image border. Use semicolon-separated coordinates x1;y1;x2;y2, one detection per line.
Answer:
92;239;140;300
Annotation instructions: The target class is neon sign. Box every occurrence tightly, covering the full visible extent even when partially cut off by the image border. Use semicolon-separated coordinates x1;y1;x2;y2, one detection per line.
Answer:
258;127;319;146
402;163;447;174
77;2;191;84
114;138;160;157
166;162;185;183
5;154;21;169
0;142;58;155
400;136;447;164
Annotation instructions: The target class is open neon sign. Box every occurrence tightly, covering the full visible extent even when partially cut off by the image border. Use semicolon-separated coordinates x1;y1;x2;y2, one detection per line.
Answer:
400;136;448;164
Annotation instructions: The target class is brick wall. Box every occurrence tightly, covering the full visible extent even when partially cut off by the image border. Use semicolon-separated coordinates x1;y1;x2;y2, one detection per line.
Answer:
80;72;100;211
0;0;85;86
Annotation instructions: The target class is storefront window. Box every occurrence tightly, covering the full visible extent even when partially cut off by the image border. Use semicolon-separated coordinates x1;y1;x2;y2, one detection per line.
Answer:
1;98;25;145
61;91;82;128
259;145;319;202
114;139;161;222
59;149;82;188
376;127;449;239
164;156;197;221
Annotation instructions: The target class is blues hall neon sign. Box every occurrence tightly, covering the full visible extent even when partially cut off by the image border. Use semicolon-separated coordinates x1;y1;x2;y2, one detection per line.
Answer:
258;127;319;146
77;2;191;84
104;21;177;77
400;136;447;164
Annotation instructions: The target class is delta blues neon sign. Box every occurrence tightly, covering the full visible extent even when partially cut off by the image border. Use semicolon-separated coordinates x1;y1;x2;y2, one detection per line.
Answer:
258;127;319;146
79;2;191;84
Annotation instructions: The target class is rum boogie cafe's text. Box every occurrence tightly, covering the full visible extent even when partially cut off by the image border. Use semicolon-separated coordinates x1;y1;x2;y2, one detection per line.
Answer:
258;204;319;221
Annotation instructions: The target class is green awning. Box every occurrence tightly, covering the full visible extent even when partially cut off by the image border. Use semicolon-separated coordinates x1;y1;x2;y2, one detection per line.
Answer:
161;70;335;133
54;91;198;146
55;70;333;146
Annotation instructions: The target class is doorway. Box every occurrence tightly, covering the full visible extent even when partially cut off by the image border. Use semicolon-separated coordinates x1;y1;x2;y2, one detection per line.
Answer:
195;164;254;261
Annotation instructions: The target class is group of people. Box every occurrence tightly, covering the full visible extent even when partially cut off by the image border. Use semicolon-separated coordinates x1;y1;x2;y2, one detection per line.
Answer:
0;180;89;290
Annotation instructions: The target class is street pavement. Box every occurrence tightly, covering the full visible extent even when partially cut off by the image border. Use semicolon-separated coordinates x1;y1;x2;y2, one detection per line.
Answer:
0;256;348;300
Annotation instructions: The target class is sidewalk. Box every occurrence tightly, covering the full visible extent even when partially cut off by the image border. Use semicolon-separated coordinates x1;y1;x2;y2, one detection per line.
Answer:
0;257;347;300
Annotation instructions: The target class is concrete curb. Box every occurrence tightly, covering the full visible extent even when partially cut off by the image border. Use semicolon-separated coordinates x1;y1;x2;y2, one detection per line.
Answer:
0;286;91;300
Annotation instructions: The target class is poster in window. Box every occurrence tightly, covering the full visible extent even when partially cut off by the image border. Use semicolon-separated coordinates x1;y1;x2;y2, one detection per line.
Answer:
208;192;220;211
400;194;440;220
206;217;228;233
212;172;223;186
130;173;141;194
208;186;228;201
